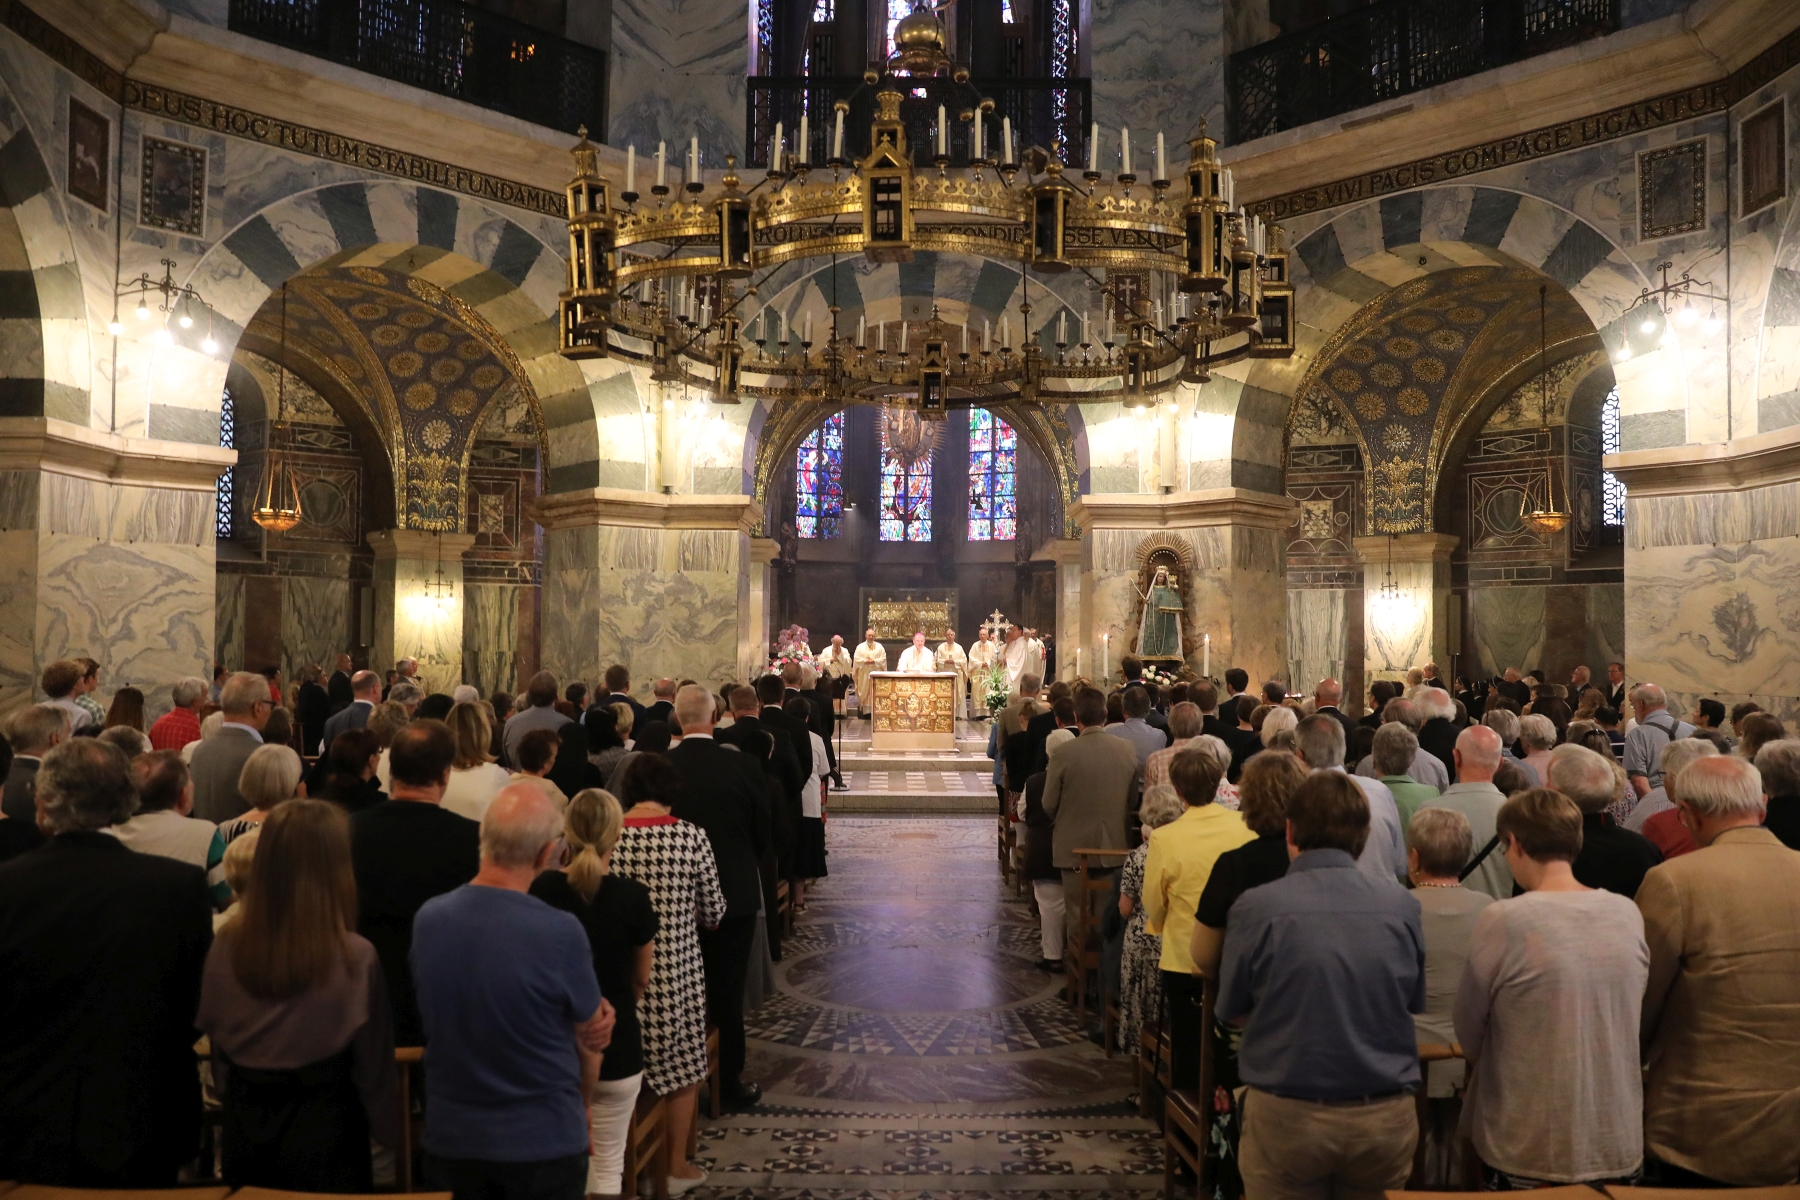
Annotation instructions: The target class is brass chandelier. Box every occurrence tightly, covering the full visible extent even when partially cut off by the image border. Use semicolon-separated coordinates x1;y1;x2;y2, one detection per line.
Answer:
556;5;1294;413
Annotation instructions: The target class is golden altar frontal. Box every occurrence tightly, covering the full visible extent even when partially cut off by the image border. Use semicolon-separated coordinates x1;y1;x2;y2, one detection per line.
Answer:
869;671;958;751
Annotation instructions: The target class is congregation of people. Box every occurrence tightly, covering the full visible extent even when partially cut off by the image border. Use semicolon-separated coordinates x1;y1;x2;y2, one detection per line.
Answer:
0;655;838;1200
997;655;1800;1195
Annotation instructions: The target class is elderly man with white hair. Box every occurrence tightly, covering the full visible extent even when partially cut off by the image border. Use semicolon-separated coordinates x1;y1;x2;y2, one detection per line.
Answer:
1353;697;1450;791
1422;726;1514;901
1546;742;1663;898
1480;708;1539;787
1624;737;1718;836
412;782;614;1200
1758;739;1800;849
1637;755;1800;1186
1293;713;1406;884
1623;683;1693;799
149;675;210;752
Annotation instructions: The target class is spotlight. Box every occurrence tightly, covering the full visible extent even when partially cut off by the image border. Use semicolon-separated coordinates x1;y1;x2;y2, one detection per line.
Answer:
1676;299;1697;327
202;335;219;355
1639;311;1658;334
107;316;123;336
1614;344;1632;363
135;298;150;321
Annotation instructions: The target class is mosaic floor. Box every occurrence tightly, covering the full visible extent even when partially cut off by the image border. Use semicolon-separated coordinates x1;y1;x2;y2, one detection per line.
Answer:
689;818;1161;1200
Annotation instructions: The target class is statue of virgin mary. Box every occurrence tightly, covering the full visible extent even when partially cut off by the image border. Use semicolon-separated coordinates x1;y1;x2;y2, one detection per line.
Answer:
1136;566;1184;660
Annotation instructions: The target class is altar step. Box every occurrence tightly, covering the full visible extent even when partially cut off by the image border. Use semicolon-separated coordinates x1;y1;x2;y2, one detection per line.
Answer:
829;766;997;814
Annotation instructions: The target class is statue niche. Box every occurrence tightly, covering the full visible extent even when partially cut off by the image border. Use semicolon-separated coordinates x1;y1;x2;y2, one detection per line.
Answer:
1134;549;1186;669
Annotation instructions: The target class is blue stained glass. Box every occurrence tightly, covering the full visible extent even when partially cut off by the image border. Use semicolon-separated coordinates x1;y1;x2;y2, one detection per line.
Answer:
967;408;1017;541
879;433;932;542
795;411;845;538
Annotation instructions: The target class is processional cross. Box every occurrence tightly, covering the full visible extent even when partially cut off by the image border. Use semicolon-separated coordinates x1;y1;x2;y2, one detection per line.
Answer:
982;609;1010;641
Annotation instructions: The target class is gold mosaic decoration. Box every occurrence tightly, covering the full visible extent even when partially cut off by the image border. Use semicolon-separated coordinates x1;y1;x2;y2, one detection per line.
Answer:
870;673;957;736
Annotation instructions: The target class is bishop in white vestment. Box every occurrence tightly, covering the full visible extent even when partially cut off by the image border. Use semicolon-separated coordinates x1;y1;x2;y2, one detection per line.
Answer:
935;628;969;719
896;631;937;673
852;629;887;716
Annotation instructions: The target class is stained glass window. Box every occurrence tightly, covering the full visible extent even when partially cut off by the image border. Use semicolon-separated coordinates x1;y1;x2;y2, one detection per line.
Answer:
1601;385;1625;527
967;408;1017;540
812;0;831;19
879;442;932;542
217;384;234;538
795;411;845;538
755;0;774;72
886;0;912;58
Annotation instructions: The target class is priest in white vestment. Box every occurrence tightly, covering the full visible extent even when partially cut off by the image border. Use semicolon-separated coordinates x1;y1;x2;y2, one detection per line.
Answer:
1002;626;1035;689
935;628;969;719
896;630;937;673
1023;628;1047;684
852;628;887;716
816;634;854;713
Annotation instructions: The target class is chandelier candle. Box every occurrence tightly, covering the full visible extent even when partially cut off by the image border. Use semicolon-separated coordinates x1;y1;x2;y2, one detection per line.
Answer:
1120;127;1131;176
626;144;636;193
832;110;843;160
857;315;866;347
1002;117;1013;164
972;113;982;160
937;105;948;157
771;123;783;172
689;137;699;182
799;114;809;163
656;142;666;189
1156;132;1166;182
1089;124;1100;173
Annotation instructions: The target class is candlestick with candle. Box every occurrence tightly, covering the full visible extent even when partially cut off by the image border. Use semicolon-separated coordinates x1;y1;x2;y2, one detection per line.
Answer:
832;109;844;160
1155;131;1166;182
1120;127;1131;178
625;144;636;195
972;113;982;160
857;315;865;347
1202;634;1210;679
1057;311;1067;345
937;104;947;158
1088;123;1099;174
1002;117;1013;164
770;122;782;173
689;136;699;180
799;114;809;164
655;142;667;189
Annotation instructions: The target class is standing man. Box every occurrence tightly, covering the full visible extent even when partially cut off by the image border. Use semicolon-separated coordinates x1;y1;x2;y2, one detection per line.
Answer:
412;784;610;1200
936;627;969;719
816;635;854;716
968;626;999;702
327;653;355;713
852;628;887;719
1223;668;1249;705
1041;687;1141;956
1604;661;1628;712
642;679;678;727
321;670;382;752
1023;628;1047;685
601;665;645;736
1002;625;1031;689
666;685;771;1111
1624;684;1694;799
1292;714;1407;885
148;677;208;753
504;672;573;769
1311;677;1359;746
1219;771;1425;1199
1422;726;1514;901
189;672;271;822
897;631;936;673
1570;664;1592;694
2;708;65;824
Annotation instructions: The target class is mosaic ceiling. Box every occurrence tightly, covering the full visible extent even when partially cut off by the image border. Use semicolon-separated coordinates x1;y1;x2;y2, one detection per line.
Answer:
245;266;538;532
1292;266;1597;533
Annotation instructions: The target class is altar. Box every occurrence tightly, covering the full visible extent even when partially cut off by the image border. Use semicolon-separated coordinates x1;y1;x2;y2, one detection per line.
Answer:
868;671;959;751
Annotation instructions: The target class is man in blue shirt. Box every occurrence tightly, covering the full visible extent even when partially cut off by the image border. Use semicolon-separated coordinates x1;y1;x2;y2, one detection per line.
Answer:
1218;770;1425;1199
413;783;614;1200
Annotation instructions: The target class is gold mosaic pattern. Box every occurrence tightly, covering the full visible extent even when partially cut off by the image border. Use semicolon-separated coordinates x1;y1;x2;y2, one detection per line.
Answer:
870;673;957;735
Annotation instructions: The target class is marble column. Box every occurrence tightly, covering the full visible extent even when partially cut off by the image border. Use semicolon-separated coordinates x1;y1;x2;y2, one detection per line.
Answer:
535;489;764;693
0;419;230;720
367;530;478;697
1354;533;1459;685
745;537;779;681
1067;489;1295;687
1607;428;1800;726
1042;538;1085;683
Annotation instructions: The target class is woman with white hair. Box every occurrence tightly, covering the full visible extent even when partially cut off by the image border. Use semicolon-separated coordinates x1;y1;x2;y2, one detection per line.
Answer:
1518;713;1558;782
217;744;305;846
1259;705;1299;752
1116;783;1185;1054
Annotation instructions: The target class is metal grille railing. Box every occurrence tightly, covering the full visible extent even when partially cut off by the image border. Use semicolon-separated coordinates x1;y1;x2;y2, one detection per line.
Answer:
1227;0;1615;142
230;0;606;138
746;75;1090;169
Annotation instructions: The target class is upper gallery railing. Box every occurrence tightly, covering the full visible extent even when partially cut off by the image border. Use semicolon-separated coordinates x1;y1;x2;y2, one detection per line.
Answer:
230;0;606;138
1228;0;1617;141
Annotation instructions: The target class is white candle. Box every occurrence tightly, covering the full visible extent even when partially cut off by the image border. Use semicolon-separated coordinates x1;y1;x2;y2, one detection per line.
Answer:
1001;315;1009;348
1057;311;1066;344
1002;117;1013;164
690;136;700;183
832;110;844;160
1082;310;1090;343
983;317;990;351
857;315;866;347
937;104;947;157
771;122;782;172
1120;126;1131;176
1156;131;1166;181
1102;632;1109;681
804;314;812;344
626;144;636;193
799;114;809;164
1203;633;1210;678
900;322;908;354
972;114;982;160
879;321;886;352
961;324;968;354
656;141;666;188
778;310;786;343
1088;123;1099;173
1154;298;1163;328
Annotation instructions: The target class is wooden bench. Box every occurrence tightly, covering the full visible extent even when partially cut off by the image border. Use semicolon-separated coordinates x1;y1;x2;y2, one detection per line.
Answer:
703;1024;722;1122
1161;977;1215;1200
232;1190;449;1200
1606;1188;1800;1200
4;1190;229;1200
1062;847;1129;1023
775;879;794;939
624;1088;669;1200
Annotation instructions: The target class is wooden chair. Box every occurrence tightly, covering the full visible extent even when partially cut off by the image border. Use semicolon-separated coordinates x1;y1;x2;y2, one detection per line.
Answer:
1061;848;1128;1022
1102;993;1121;1057
776;879;794;938
1162;977;1217;1200
703;1024;722;1121
231;1190;450;1200
1135;1018;1161;1121
1409;1041;1465;1188
624;1088;670;1200
4;1190;229;1200
394;1045;424;1192
1606;1189;1800;1200
1388;1191;1598;1200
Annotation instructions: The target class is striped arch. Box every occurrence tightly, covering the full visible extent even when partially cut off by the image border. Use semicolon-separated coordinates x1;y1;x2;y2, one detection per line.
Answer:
178;181;607;493
1755;189;1800;435
1228;185;1669;482
0;86;90;424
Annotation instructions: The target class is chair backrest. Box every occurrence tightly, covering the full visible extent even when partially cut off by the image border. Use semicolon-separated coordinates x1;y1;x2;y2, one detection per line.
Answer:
1604;1189;1800;1200
6;1189;231;1200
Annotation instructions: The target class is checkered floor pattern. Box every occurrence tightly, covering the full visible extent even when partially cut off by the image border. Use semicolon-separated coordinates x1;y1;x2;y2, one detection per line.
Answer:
841;770;994;794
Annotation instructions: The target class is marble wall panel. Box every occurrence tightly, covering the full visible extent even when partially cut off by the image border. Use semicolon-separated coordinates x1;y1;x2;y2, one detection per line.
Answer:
1089;0;1224;148
464;581;522;698
1585;583;1625;674
1468;586;1548;679
37;535;214;702
608;0;746;160
372;556;466;696
281;576;350;679
0;530;38;716
1288;588;1348;698
215;573;246;677
1364;560;1434;679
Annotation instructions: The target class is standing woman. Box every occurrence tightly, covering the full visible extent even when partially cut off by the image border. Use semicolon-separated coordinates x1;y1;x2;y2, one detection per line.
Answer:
197;799;398;1189
1117;783;1185;1054
218;744;306;846
531;789;658;1200
103;686;146;732
610;754;725;1197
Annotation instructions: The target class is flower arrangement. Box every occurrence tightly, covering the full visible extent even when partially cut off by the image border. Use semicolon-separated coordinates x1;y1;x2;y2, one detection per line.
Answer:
980;665;1012;717
1140;663;1180;686
768;624;814;674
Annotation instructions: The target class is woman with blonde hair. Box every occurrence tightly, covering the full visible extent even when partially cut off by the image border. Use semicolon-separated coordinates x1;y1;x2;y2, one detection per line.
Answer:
217;744;305;845
530;789;658;1198
440;701;510;821
214;827;260;931
197;799;398;1188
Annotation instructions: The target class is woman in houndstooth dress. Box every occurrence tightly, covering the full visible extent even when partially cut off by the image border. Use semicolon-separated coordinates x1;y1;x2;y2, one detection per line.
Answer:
610;754;725;1191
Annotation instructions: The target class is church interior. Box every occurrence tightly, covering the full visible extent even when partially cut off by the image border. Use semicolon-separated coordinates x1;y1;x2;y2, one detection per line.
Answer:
2;0;1800;1195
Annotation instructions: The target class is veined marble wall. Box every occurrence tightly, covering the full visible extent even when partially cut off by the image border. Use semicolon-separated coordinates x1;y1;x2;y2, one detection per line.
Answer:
464;582;523;699
1625;480;1800;724
608;0;746;161
369;535;472;697
280;576;350;681
543;524;747;693
0;470;215;719
1287;587;1347;696
1468;586;1549;681
1089;0;1224;155
1086;523;1286;686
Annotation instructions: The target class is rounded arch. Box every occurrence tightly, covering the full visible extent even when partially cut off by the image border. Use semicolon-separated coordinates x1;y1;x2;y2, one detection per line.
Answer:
0;83;92;424
1233;185;1671;479
174;181;602;490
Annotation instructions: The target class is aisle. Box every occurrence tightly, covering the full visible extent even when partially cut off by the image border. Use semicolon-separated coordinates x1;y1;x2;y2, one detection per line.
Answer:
691;818;1162;1199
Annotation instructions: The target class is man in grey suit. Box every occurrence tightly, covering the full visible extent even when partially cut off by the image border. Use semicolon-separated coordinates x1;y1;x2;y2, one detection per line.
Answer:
1;706;67;823
189;671;271;822
320;670;381;751
1041;687;1141;954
